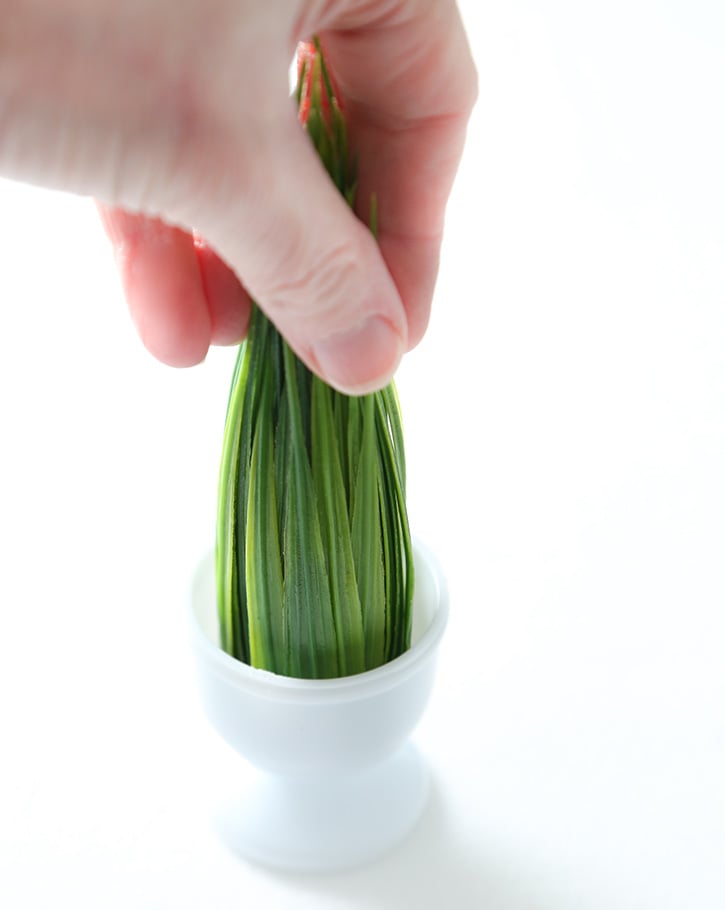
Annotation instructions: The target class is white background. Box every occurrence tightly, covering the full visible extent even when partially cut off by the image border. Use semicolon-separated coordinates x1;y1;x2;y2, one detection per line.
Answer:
2;1;725;906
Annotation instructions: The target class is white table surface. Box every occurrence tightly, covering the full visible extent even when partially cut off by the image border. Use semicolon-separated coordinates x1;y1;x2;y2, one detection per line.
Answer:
1;2;724;907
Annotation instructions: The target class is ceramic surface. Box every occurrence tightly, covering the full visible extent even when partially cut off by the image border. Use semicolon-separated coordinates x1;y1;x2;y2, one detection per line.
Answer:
189;540;449;871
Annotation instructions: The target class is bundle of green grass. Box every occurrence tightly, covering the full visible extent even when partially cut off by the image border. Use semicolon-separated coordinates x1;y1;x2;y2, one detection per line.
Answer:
215;39;414;679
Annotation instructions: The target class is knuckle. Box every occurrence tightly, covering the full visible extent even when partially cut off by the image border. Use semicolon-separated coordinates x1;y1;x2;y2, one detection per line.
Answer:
263;236;365;329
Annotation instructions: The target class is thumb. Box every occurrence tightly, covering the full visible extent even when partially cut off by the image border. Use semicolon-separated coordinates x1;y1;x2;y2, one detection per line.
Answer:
192;110;408;396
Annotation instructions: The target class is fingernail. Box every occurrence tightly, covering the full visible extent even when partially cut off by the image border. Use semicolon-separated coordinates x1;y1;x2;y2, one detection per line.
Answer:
312;315;404;395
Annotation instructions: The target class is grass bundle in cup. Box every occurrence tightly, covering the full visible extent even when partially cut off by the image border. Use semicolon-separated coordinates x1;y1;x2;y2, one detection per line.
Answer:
216;38;413;679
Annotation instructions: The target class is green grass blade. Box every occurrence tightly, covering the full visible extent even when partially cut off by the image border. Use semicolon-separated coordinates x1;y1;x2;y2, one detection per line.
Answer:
375;390;414;655
216;305;275;661
311;377;365;675
216;342;250;657
282;343;339;679
245;369;286;671
331;392;350;502
346;396;362;509
381;382;407;494
351;395;386;667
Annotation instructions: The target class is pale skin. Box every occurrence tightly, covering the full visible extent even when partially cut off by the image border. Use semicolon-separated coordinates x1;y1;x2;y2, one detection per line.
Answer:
0;0;477;394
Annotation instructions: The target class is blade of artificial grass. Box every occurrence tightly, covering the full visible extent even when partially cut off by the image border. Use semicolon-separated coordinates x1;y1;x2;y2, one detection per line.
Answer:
381;383;407;494
282;343;339;679
376;448;395;661
295;57;308;109
216;341;250;656
311;377;366;676
377;431;406;660
346;396;362;508
351;394;386;667
240;310;278;637
311;38;346;193
314;36;334;106
245;369;286;671
295;355;313;450
217;305;273;661
375;390;414;655
374;389;405;659
369;194;379;238
274;385;290;548
331;392;350;501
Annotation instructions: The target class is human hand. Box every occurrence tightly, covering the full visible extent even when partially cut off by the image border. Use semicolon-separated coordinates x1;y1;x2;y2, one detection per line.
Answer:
1;1;477;393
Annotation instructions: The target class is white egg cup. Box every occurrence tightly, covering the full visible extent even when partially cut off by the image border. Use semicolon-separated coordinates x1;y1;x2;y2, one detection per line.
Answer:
188;539;449;873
